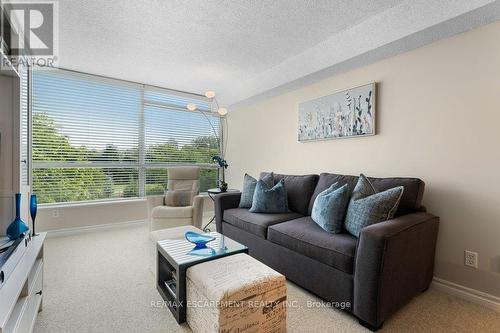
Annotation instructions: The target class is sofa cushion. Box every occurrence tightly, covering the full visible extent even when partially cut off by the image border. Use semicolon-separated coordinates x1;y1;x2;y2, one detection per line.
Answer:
239;173;274;208
261;172;319;215
311;183;350;234
250;179;289;213
267;216;357;274
308;173;425;216
344;174;404;237
223;208;302;239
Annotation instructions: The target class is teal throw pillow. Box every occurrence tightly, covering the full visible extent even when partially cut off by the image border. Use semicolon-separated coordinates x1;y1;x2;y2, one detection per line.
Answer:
345;174;404;237
249;179;289;213
239;172;274;208
311;182;350;233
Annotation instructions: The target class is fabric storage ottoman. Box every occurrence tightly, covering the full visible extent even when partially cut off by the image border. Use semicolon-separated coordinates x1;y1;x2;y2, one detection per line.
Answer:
186;253;287;333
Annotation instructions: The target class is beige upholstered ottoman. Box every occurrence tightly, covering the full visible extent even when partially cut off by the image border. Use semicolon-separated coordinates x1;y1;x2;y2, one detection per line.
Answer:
149;225;202;278
186;253;287;333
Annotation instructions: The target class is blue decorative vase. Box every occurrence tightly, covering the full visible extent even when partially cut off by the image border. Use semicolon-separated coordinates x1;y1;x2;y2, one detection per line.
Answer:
30;194;38;236
185;231;216;248
6;193;29;240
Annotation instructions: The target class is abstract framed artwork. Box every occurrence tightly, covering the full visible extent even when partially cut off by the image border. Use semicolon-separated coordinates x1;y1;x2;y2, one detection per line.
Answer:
298;82;376;142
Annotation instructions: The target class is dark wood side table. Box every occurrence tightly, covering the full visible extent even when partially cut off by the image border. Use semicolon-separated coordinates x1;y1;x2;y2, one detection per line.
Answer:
156;232;248;323
202;188;240;232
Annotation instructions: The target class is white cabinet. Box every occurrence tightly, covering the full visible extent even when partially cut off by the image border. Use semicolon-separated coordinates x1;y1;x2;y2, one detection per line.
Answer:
0;233;45;333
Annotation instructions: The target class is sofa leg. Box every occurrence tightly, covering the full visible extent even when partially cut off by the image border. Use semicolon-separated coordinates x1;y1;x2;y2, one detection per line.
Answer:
358;319;383;332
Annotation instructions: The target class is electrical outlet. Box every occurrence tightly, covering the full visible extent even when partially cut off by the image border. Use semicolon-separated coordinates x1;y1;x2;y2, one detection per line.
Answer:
52;209;59;218
464;250;478;268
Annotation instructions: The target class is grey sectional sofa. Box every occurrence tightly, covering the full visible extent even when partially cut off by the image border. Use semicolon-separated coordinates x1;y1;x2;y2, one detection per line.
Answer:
215;172;439;331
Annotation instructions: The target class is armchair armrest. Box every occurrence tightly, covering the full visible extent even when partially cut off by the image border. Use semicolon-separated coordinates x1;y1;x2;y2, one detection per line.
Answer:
192;195;205;229
214;192;242;233
353;212;439;328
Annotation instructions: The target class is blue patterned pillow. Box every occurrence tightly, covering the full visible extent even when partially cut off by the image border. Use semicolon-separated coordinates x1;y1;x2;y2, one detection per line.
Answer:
344;174;404;237
249;179;289;213
239;172;274;208
311;182;350;233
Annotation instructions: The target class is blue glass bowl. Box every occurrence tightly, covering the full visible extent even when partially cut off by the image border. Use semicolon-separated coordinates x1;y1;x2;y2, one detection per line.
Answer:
188;247;216;257
185;231;216;248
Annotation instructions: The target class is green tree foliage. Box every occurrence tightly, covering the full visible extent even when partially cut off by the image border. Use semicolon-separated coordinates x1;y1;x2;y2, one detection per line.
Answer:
32;114;219;203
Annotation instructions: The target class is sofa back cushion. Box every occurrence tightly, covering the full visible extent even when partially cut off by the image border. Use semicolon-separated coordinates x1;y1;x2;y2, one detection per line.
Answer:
260;172;319;215
308;173;425;216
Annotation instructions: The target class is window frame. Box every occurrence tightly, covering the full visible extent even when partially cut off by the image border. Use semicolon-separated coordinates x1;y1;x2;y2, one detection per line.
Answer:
31;68;222;205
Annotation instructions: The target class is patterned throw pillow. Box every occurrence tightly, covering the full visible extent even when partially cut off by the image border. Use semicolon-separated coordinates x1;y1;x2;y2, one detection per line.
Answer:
239;172;274;208
249;179;289;213
311;182;350;234
344;174;404;237
165;190;194;207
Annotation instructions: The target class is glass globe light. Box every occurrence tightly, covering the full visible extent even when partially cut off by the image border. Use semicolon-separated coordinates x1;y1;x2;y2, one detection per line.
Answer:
187;103;197;111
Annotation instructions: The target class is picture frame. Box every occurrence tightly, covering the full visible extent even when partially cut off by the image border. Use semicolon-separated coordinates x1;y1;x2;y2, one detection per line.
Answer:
298;82;376;142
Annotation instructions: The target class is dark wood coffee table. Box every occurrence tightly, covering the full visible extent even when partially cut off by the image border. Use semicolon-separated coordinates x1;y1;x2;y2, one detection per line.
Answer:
156;231;248;323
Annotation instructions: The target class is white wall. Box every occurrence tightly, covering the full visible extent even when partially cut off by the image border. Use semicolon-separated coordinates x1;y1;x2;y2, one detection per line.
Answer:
225;22;500;297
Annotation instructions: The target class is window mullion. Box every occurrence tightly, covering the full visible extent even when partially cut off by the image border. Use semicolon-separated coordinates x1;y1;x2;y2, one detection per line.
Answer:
139;87;146;197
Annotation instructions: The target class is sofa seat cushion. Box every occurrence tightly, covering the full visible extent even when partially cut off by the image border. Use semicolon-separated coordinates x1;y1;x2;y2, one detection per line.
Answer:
268;216;357;274
152;205;193;219
223;208;303;239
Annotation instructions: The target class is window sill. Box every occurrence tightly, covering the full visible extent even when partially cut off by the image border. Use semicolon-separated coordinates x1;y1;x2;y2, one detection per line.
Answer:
39;197;147;209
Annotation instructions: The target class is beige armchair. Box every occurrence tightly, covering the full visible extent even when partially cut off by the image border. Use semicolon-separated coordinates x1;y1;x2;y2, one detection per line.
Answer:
150;166;204;231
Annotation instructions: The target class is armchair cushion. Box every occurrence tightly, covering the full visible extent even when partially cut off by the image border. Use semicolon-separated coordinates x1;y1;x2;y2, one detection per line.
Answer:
165;190;195;206
151;205;193;219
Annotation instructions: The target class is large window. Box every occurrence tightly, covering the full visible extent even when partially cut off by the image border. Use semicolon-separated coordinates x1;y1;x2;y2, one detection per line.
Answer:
32;69;220;204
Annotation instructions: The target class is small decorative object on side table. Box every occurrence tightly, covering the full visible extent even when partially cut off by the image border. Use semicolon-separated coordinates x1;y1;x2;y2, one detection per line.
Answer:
184;231;215;248
203;188;240;232
156;231;248;323
211;156;228;192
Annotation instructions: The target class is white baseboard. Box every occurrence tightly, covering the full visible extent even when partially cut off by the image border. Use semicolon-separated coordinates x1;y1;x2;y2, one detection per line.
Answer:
45;219;147;238
432;277;500;312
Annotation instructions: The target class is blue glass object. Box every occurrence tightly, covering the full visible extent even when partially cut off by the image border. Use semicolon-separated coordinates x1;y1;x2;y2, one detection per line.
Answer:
6;193;29;240
187;246;217;257
30;194;38;236
185;231;216;248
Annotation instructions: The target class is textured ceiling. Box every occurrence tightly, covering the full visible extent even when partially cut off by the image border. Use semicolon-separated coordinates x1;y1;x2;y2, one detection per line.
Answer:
57;0;499;107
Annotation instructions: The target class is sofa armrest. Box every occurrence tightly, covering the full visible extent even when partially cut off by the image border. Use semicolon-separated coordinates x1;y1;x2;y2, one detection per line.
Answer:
353;212;439;328
214;192;242;233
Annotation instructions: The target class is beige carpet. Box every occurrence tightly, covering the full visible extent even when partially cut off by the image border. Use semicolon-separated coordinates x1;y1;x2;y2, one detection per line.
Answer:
34;224;500;333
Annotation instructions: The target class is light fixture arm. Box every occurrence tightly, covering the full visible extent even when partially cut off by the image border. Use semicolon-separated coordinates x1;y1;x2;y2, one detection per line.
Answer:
187;92;229;188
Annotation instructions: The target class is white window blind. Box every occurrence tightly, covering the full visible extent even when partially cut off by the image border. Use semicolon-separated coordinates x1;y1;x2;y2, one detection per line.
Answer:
32;69;220;204
144;88;220;194
20;64;29;185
